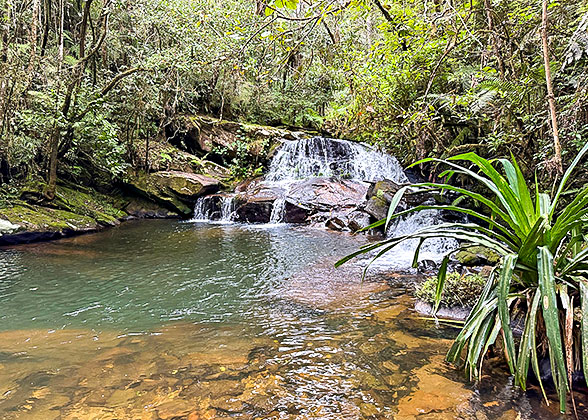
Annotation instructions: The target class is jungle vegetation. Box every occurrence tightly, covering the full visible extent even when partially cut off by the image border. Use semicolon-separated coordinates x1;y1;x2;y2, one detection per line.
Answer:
2;0;588;409
1;0;587;193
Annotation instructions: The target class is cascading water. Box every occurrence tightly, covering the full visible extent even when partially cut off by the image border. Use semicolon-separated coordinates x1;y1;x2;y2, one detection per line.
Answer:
266;137;409;183
365;208;459;271
269;197;286;224
192;195;235;223
190;135;458;270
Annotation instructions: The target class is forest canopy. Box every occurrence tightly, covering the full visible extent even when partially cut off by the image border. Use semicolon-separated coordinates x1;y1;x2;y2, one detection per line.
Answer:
1;0;587;190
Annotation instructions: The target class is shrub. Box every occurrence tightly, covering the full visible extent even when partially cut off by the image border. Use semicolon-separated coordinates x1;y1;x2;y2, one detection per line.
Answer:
416;272;485;308
338;141;588;412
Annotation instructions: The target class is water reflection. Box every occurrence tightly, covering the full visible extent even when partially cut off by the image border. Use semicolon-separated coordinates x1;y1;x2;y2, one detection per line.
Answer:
0;220;573;419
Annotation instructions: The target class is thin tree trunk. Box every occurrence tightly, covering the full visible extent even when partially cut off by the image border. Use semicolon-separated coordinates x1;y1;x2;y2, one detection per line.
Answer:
40;0;51;56
540;0;563;173
484;0;505;80
27;0;41;78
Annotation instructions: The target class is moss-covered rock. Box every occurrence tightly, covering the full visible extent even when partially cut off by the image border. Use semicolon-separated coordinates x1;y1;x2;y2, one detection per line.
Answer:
166;114;307;161
125;171;220;216
52;185;127;226
132;137;231;180
415;272;486;309
0;202;100;245
455;246;501;266
19;180;128;226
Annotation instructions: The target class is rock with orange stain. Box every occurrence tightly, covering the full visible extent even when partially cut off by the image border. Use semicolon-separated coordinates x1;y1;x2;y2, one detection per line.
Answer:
156;399;194;420
395;355;473;419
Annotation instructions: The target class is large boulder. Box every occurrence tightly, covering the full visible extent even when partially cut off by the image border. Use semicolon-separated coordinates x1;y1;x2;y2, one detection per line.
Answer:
126;171;220;216
0;203;100;245
133;137;231;180
225;177;371;227
286;178;369;213
165;114;307;162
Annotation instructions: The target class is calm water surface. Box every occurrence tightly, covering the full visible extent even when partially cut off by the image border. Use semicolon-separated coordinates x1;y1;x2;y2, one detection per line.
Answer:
0;220;573;419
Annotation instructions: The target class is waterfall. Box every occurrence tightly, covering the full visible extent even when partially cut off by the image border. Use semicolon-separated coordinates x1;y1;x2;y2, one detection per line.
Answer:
192;197;211;222
269;198;286;224
266;137;409;183
191;136;458;270
364;208;459;271
191;195;235;223
219;196;234;222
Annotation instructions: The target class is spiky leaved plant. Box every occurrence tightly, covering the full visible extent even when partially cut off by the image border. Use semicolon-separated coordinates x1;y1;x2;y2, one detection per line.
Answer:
337;142;588;412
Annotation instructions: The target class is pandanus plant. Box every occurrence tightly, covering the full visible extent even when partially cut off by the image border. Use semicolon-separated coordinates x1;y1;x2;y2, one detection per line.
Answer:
337;142;588;412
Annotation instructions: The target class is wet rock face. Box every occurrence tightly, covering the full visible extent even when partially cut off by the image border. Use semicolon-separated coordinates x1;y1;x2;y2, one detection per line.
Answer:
126;171;220;217
324;210;372;232
286;178;369;213
224;177;369;227
233;200;273;223
283;201;308;223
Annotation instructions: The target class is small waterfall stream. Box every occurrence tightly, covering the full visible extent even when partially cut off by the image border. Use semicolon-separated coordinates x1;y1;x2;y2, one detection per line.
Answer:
191;136;457;269
192;195;235;223
269;197;286;224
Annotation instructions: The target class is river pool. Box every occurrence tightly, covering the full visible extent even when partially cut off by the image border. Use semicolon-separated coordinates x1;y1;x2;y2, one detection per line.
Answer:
0;220;570;419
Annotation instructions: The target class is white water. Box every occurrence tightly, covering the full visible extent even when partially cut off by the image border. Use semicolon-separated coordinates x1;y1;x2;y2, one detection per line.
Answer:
266;137;409;183
269;197;286;224
190;136;458;270
364;209;459;271
192;195;235;223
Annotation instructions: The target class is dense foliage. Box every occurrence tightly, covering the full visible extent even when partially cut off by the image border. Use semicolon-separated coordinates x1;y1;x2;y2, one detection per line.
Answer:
338;143;588;412
1;0;587;191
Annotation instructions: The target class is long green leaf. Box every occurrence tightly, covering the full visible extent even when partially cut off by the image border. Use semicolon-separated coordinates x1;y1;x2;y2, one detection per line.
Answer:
385;185;410;231
538;246;568;413
515;289;541;391
434;255;450;314
497;254;518;374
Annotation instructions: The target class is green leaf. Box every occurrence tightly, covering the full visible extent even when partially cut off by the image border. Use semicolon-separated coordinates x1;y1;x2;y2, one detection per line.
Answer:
385;185;409;231
515;289;541;391
434;255;450;314
538;246;568;413
497;254;518;374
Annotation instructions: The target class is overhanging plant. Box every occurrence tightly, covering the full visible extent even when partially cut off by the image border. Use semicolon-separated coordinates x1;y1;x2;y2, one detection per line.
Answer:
336;142;588;412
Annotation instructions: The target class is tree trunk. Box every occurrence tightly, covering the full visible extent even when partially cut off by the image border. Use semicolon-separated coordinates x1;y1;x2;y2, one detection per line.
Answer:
540;0;563;173
484;0;506;80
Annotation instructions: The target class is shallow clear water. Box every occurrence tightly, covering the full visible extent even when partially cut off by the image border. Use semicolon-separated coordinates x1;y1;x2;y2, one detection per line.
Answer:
0;220;362;330
0;221;573;419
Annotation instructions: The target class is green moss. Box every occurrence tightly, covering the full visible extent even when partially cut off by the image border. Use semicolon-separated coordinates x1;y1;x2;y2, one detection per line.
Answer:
0;202;98;232
52;185;127;225
415;272;486;308
455;246;501;266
